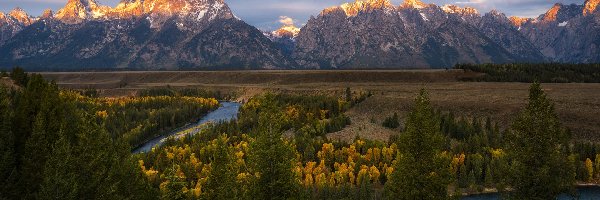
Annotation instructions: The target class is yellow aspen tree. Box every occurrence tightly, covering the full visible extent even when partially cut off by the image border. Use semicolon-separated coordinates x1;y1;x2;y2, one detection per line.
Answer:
349;171;356;186
586;158;594;182
369;165;381;185
304;173;314;187
595;154;600;179
315;173;327;188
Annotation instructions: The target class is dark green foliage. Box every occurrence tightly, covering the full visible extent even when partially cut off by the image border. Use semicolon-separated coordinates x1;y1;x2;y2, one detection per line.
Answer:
83;96;219;147
505;83;575;199
139;87;177;97
159;165;189;200
346;87;352;102
82;89;99;98
386;90;453;199
248;110;300;200
0;88;17;198
456;63;600;83
139;87;228;99
239;93;351;138
0;75;157;199
382;113;400;129
204;135;239;200
9;67;28;86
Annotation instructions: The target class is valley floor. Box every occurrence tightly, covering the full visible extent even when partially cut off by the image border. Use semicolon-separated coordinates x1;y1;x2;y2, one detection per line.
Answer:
41;70;600;142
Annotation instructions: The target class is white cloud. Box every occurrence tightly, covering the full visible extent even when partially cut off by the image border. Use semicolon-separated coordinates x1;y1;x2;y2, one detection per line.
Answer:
278;16;295;26
455;0;485;4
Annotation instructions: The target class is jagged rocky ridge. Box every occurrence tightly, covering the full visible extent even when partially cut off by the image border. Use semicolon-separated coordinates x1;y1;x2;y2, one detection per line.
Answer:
0;0;291;70
1;0;599;70
515;0;600;63
294;0;548;69
264;25;300;56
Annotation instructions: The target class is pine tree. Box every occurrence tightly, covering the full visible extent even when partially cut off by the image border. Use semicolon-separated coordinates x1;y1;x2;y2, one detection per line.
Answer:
19;81;63;197
506;83;575;199
248;110;300;200
204;135;239;199
484;164;494;187
385;89;452;200
345;87;352;102
160;165;188;200
38;136;79;200
39;100;157;200
0;88;17;198
9;67;28;87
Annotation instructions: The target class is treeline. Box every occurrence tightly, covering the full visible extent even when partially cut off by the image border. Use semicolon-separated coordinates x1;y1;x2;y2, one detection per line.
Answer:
138;87;233;100
455;63;600;83
2;67;597;199
137;91;369;199
0;72;157;199
72;94;219;147
137;83;594;199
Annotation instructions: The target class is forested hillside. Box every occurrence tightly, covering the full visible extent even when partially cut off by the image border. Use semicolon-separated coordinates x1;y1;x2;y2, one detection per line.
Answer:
1;69;600;199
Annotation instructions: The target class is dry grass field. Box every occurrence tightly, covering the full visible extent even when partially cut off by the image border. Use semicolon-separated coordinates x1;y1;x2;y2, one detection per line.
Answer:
39;70;600;142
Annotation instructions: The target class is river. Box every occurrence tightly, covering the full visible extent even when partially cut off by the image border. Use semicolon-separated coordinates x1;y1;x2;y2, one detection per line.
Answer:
130;101;600;200
132;101;241;154
462;186;600;200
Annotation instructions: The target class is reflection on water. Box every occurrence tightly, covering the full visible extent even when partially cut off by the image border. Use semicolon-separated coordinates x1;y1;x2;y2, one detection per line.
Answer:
132;102;241;154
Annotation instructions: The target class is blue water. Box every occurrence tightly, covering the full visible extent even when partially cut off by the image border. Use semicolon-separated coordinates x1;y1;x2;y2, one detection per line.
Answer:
462;186;600;200
132;101;241;154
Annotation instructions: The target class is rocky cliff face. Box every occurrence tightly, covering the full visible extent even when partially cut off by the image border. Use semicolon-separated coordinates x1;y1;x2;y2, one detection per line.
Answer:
518;1;600;63
477;11;546;62
1;0;599;70
293;0;545;69
0;0;291;70
264;25;300;56
0;8;35;46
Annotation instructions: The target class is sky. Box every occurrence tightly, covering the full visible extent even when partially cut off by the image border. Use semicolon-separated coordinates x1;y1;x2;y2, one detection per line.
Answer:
0;0;584;30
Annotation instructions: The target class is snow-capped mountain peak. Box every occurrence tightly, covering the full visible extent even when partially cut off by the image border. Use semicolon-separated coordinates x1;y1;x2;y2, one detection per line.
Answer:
54;0;110;23
8;7;33;25
400;0;429;9
53;0;233;24
543;3;563;21
584;0;600;16
441;4;479;16
322;0;395;17
272;25;300;38
509;16;532;27
41;9;54;19
537;3;584;23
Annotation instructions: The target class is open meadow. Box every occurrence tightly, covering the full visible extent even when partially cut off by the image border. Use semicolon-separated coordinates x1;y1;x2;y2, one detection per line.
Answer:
40;70;600;142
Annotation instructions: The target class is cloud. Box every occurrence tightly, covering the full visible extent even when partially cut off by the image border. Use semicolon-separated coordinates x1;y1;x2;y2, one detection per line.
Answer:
455;0;485;4
278;16;295;26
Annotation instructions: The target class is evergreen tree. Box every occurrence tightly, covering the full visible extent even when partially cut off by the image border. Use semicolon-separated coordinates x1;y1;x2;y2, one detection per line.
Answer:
506;83;575;199
345;87;352;102
9;67;28;87
248;110;300;200
386;89;452;199
40;108;156;199
38;136;79;200
204;135;239;199
160;165;188;200
382;112;400;129
0;88;17;198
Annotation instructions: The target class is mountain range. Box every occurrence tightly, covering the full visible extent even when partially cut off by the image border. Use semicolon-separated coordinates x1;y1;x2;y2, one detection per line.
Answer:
0;0;599;70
